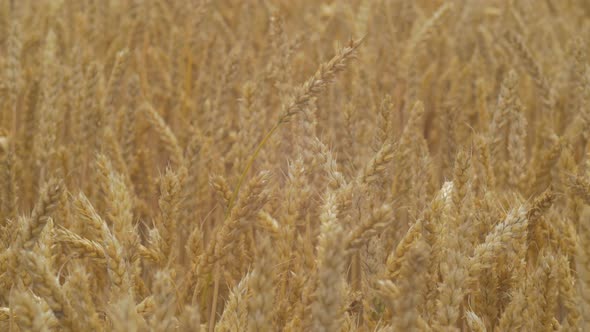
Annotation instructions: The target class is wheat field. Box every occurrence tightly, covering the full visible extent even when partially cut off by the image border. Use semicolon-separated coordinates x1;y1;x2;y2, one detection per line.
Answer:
1;0;590;331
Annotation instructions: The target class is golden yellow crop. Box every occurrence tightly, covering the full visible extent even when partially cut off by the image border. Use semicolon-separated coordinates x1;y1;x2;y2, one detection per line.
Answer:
0;1;589;331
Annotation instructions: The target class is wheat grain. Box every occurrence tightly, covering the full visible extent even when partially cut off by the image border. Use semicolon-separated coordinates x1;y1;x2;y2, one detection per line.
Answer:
0;2;588;331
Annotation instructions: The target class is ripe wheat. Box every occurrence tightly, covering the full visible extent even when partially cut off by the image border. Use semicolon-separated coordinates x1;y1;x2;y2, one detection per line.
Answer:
0;1;590;331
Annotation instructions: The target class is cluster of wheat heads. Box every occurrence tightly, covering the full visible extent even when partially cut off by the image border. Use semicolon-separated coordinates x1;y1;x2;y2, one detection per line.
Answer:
1;0;590;331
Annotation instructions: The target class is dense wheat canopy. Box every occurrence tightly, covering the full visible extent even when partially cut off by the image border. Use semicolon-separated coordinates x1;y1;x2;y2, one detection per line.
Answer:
1;0;590;331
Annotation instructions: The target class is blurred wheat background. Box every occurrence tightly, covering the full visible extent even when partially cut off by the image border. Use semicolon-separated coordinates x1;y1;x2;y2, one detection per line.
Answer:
1;0;590;331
